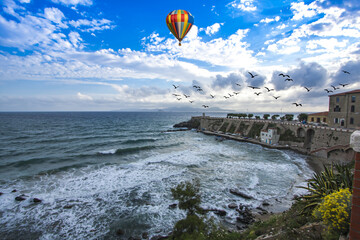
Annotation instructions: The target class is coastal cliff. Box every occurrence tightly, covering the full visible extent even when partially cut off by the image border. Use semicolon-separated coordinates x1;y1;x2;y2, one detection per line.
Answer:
175;116;356;162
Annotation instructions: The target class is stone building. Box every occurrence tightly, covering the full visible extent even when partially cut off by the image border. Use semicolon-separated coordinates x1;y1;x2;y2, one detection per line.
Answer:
260;128;280;145
328;89;360;129
307;111;329;125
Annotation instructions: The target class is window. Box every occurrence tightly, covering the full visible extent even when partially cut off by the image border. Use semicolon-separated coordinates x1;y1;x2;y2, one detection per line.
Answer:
351;105;355;112
350;118;354;125
336;97;340;103
334;118;339;124
316;117;320;123
323;118;326;122
311;117;314;122
334;105;341;112
352;96;356;103
340;119;345;126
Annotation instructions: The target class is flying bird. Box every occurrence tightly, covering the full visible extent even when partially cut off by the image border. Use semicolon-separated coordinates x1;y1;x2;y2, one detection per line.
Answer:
172;94;180;97
173;85;179;89
228;93;233;97
273;96;280;99
248;86;260;89
189;100;194;103
197;88;203;92
210;94;215;98
264;87;274;92
292;103;302;107
304;87;311;92
202;105;209;108
285;78;293;82
176;98;182;101
236;83;242;87
233;92;239;95
183;94;190;98
339;83;349;87
248;72;258;78
224;96;229;99
324;89;333;93
342;70;350;74
331;85;340;90
254;92;262;96
279;73;285;77
193;85;200;89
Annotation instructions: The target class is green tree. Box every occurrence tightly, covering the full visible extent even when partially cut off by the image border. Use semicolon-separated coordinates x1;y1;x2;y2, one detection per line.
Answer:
297;113;308;122
255;115;260;120
285;114;294;121
263;114;270;120
248;113;254;119
171;180;201;215
271;114;279;120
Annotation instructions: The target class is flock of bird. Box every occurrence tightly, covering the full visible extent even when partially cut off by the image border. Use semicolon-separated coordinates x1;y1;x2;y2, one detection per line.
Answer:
171;70;351;109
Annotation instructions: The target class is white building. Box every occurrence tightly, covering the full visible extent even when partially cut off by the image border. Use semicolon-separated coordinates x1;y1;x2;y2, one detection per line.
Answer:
260;128;280;145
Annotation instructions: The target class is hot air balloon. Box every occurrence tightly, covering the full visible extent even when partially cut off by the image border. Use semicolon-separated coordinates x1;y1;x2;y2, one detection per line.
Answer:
166;10;194;46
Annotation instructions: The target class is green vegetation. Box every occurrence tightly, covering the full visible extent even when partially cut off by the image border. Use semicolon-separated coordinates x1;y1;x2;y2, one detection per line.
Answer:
298;113;308;122
279;129;304;142
263;114;270;120
271;114;279;120
298;164;353;214
255;116;260;120
227;123;236;133
247;123;264;138
285;114;294;121
247;114;253;119
219;122;229;132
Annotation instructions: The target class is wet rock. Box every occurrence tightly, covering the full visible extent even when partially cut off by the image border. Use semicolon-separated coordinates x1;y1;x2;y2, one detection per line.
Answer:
150;235;168;240
33;198;42;203
141;232;149;239
262;201;270;206
11;189;17;193
116;229;124;236
128;237;141;240
229;189;254;200
168;203;177;209
213;209;227;216
228;203;238;209
0;192;3;196
15;196;26;201
63;205;74;209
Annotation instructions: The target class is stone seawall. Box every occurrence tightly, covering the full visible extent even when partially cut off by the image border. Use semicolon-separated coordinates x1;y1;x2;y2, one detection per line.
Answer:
195;116;355;162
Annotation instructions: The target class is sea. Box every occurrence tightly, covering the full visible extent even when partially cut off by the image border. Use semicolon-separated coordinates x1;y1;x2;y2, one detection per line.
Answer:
0;112;313;240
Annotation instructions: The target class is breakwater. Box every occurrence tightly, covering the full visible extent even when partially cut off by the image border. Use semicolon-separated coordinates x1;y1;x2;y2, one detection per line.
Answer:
178;115;356;162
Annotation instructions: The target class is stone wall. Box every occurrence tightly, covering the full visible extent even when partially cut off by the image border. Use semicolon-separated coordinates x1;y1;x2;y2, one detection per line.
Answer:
197;116;355;161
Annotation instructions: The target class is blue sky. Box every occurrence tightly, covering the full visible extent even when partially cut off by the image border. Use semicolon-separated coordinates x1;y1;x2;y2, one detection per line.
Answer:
0;0;360;112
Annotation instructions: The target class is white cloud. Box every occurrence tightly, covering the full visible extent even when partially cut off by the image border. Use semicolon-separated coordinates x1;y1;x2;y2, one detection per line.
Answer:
44;7;65;25
260;16;280;24
68;18;114;32
199;23;223;36
68;31;83;48
277;23;287;30
19;0;31;3
77;92;93;100
50;0;92;6
291;1;318;21
227;0;257;12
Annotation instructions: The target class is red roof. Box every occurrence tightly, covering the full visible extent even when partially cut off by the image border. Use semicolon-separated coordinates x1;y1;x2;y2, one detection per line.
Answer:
308;111;329;116
329;89;360;97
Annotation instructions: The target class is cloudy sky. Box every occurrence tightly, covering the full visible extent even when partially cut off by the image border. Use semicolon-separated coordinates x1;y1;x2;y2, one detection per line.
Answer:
0;0;359;112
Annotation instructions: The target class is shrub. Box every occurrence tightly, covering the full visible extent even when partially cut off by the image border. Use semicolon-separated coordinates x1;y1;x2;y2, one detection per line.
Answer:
313;188;352;235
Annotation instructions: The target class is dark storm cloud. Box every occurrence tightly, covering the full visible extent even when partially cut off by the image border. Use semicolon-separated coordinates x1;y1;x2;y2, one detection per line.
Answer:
332;60;360;84
271;62;328;90
310;23;331;32
211;73;245;89
246;74;265;87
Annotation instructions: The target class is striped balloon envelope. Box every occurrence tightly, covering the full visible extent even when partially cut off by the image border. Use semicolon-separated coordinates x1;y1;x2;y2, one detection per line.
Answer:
166;10;194;46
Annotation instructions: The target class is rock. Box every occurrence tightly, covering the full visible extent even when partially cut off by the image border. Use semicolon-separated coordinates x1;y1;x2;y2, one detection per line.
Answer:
173;118;200;129
15;196;26;201
150;235;168;240
168;203;177;209
11;189;17;193
0;192;3;196
141;232;149;239
128;237;141;240
228;203;238;209
63;205;74;209
262;201;270;206
229;189;254;199
213;209;227;216
116;229;124;236
33;198;42;203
